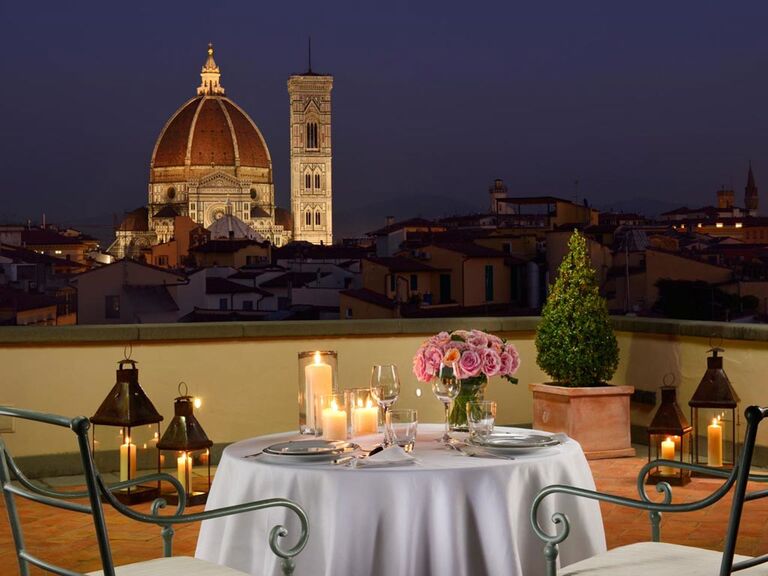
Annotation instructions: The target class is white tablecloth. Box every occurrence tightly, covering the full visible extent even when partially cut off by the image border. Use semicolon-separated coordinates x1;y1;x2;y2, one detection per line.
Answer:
196;425;606;576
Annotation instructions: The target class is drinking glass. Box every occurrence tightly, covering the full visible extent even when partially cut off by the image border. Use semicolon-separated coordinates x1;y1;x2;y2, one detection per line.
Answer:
386;409;418;452
466;400;497;440
432;362;461;444
370;364;401;445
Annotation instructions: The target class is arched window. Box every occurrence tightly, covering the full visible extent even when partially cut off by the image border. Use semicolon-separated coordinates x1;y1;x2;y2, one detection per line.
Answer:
305;211;312;226
315;174;321;189
315;210;321;226
306;122;318;149
305;174;311;190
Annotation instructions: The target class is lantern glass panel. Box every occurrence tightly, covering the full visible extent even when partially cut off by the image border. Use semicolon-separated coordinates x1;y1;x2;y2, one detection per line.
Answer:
648;433;691;484
691;407;738;467
158;447;211;506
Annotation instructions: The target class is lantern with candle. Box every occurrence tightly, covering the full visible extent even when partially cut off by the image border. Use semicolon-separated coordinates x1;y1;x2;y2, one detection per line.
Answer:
90;351;163;504
315;393;350;441
647;379;692;486
689;346;740;471
298;351;338;434
156;382;213;506
348;388;380;438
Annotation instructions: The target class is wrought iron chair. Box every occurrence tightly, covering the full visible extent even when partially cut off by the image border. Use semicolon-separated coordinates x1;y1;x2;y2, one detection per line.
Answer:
0;406;309;576
531;405;768;575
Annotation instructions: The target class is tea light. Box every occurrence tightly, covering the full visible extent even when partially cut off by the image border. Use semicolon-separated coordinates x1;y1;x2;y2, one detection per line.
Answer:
353;398;379;436
660;436;675;476
305;352;333;430
119;437;136;482
708;418;723;467
322;399;347;441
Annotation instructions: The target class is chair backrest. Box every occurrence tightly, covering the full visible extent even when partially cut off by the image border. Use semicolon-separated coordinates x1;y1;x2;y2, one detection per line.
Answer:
0;406;117;576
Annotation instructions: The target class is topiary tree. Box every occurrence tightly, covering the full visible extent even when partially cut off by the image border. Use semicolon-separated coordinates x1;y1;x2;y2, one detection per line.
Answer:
535;230;619;386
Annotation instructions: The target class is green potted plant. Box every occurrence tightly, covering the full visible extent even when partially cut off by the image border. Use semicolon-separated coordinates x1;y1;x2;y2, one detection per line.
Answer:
530;230;634;459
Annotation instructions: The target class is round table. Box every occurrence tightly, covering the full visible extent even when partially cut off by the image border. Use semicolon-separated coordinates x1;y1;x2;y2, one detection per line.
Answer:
195;425;606;576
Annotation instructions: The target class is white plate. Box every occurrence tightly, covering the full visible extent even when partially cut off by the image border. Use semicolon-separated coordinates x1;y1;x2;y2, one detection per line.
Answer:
469;432;560;454
256;451;342;465
263;439;357;456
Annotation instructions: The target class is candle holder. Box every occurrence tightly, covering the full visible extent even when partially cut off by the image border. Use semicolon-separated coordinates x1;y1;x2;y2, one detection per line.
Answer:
647;382;692;486
156;382;213;506
90;351;163;504
298;351;338;435
348;388;380;439
689;346;740;474
315;392;350;441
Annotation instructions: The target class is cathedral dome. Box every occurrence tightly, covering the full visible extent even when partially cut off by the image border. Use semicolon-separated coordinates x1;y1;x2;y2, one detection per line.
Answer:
150;45;271;171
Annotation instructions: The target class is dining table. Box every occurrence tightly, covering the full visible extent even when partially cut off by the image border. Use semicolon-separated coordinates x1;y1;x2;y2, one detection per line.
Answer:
195;424;606;576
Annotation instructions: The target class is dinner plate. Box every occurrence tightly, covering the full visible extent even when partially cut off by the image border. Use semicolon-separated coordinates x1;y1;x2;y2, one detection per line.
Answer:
257;451;343;465
263;439;357;456
469;432;560;454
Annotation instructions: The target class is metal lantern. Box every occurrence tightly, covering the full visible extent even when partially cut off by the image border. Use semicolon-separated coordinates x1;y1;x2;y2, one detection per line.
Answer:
156;383;213;506
647;384;692;486
689;347;740;470
91;354;163;504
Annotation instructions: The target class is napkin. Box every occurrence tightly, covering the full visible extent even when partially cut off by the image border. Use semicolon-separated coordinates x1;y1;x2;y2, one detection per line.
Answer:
351;445;416;468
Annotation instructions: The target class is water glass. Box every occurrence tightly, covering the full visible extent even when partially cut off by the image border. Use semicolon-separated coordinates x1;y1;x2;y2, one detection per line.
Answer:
432;362;461;444
466;400;496;439
385;409;418;452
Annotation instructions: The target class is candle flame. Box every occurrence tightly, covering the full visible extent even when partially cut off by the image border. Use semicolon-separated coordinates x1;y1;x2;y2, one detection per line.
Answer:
331;399;338;411
194;397;202;409
357;398;363;408
712;417;719;426
124;436;131;445
313;351;322;365
366;399;373;409
153;432;159;439
666;436;672;442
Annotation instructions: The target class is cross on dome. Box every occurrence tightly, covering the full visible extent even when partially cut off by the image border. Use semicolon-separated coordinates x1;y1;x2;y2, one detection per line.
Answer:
197;43;225;96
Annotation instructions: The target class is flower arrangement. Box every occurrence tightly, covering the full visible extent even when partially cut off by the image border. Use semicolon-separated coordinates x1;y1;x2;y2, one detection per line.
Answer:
413;329;519;429
413;329;520;384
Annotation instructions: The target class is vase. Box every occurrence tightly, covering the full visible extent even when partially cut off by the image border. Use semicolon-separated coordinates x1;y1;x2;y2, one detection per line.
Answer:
449;376;487;430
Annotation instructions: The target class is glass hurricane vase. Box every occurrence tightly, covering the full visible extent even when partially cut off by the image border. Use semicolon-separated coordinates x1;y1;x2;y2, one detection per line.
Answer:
449;375;488;430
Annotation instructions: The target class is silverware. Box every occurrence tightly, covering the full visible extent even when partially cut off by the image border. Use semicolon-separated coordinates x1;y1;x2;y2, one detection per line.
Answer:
244;451;263;458
456;445;515;460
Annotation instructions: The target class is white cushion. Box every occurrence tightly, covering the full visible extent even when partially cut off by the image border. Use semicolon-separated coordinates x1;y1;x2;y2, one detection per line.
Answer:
559;542;763;575
87;556;250;576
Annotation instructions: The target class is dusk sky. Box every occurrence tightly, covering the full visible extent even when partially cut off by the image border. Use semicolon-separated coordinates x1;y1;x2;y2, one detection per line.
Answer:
3;1;768;240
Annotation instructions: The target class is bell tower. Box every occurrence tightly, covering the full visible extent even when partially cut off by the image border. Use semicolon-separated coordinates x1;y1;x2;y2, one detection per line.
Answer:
288;46;333;245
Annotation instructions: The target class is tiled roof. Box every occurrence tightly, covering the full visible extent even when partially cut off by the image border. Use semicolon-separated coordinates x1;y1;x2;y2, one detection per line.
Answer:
117;207;149;232
364;256;438;272
179;308;269;322
0;287;58;312
21;229;86;246
153;206;180;218
259;271;323;289
123;285;179;313
206;277;271;297
340;288;398;309
190;239;267;253
367;218;440;236
429;243;507;258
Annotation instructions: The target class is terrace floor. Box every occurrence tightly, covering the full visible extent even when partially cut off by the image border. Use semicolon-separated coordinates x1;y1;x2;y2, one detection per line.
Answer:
1;455;767;574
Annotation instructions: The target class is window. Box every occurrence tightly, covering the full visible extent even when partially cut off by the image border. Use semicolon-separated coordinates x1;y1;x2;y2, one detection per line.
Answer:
315;174;321;189
410;274;418;291
439;274;451;303
345;308;353;319
305;174;311;189
315;211;321;226
219;298;228;311
243;300;253;311
484;265;494;302
167;187;176;200
105;295;120;319
306;122;318;149
156;255;168;267
305;211;312;226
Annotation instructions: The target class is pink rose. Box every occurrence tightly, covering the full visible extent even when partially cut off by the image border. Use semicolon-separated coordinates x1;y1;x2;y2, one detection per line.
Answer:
424;346;444;378
467;330;489;348
434;331;451;345
453;330;471;341
413;352;428;382
481;348;502;377
488;334;503;347
500;344;520;375
458;350;482;378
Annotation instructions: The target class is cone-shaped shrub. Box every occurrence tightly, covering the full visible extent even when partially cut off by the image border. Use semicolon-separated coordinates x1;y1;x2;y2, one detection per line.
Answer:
535;230;619;386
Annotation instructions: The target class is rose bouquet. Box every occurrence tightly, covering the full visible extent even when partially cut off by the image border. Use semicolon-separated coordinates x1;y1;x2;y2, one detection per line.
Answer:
413;329;519;428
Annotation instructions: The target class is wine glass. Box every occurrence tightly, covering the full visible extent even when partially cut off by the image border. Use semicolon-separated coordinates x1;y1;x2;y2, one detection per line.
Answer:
370;364;401;446
432;362;461;444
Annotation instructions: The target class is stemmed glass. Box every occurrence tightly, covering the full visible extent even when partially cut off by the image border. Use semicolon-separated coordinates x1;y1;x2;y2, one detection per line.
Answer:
432;361;461;444
370;364;401;446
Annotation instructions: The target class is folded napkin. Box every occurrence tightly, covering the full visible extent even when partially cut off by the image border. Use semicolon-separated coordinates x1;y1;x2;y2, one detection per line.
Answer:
351;445;416;468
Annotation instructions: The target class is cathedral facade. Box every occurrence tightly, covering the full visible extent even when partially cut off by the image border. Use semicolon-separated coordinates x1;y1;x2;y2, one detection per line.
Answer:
110;45;333;260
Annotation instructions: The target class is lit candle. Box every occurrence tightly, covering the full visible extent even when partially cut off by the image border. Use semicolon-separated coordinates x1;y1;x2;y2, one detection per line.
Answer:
177;452;192;494
322;399;347;441
660;436;676;476
200;449;210;465
119;437;137;482
352;398;379;436
708;418;723;467
305;352;332;429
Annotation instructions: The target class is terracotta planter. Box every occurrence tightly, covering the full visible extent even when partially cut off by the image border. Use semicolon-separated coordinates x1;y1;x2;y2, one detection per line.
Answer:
529;383;636;460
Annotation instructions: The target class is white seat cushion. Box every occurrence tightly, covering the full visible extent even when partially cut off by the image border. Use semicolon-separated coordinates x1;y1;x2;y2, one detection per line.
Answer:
87;556;250;576
559;542;763;575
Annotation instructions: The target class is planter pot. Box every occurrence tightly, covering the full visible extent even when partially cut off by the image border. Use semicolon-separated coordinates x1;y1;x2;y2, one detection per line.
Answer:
529;383;635;460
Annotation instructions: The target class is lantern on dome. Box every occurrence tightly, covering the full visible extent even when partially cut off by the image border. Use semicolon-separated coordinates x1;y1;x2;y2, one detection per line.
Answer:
689;346;740;471
90;349;163;504
156;383;213;505
647;376;692;486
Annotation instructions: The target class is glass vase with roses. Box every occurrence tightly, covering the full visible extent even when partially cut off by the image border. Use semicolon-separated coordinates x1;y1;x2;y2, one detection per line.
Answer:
413;329;520;430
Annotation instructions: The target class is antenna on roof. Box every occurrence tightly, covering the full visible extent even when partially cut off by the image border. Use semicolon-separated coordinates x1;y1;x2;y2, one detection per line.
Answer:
307;36;313;73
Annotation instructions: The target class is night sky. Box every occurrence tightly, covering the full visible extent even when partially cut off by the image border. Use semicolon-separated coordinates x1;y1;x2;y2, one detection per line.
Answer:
3;1;768;241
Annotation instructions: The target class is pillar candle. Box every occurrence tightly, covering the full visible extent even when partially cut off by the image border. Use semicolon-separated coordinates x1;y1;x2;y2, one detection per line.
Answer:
708;419;723;467
322;400;347;441
305;352;332;429
119;438;136;482
177;453;192;494
352;399;379;436
660;437;675;476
